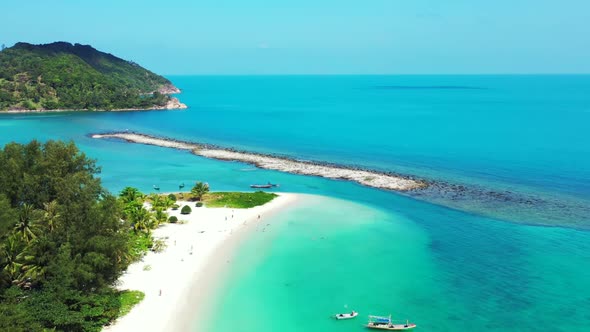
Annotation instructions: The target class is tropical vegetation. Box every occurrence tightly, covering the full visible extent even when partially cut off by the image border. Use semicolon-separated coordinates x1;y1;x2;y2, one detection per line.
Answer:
119;188;176;260
0;141;278;330
0;140;176;331
201;191;277;208
116;290;145;318
180;205;192;215
190;181;210;201
0;42;177;111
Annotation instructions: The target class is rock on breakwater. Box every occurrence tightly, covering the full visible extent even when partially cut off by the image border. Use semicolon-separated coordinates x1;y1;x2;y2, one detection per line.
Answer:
90;132;590;229
91;132;427;191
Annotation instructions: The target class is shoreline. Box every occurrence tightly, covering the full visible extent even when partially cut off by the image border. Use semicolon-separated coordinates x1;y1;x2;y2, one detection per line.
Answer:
91;132;427;192
1;98;187;114
178;194;306;332
105;193;302;332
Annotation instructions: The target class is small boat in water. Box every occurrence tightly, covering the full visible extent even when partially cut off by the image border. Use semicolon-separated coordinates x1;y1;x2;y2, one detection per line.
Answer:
153;185;160;191
250;184;272;189
365;315;416;330
335;311;358;320
250;182;279;189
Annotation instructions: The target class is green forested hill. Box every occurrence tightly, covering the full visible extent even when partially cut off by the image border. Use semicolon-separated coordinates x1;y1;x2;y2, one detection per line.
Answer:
0;42;180;111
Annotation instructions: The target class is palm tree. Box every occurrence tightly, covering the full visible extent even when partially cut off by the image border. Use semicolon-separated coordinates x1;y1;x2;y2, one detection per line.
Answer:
42;200;61;232
149;194;163;211
153;208;168;225
162;196;175;210
0;236;25;285
122;200;143;222
131;207;156;235
17;244;45;288
14;204;41;243
119;187;144;205
191;182;210;201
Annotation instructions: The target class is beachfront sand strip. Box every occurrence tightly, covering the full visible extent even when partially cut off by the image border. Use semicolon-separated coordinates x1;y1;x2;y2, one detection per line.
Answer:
105;193;301;332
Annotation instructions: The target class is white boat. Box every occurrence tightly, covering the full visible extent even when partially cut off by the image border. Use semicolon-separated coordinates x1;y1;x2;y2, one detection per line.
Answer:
335;311;359;320
365;315;416;330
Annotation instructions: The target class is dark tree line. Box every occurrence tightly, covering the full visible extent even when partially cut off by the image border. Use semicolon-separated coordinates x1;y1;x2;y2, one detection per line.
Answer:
0;141;131;331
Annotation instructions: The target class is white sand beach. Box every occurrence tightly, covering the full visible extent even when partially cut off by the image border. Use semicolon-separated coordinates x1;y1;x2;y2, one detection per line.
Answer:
104;193;301;332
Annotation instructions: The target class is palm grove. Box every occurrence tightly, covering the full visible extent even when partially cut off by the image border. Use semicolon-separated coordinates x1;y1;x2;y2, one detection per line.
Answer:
0;140;196;331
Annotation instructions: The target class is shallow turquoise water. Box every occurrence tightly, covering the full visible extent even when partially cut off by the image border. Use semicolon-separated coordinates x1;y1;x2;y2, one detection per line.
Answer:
201;195;590;332
1;75;589;331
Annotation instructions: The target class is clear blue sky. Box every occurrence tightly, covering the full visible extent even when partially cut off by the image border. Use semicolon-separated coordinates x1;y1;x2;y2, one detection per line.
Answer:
2;0;589;75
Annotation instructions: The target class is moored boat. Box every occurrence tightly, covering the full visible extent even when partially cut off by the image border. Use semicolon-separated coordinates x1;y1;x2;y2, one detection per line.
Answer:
250;184;273;188
250;182;279;189
365;315;416;330
334;311;358;320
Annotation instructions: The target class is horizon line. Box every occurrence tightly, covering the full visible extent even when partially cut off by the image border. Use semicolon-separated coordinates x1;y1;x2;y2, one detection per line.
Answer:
162;73;590;77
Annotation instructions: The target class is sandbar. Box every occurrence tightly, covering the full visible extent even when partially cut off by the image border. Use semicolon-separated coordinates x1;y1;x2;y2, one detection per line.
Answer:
104;193;301;332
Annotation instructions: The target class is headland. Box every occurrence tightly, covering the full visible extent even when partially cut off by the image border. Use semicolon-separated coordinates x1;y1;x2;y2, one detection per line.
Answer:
0;42;187;112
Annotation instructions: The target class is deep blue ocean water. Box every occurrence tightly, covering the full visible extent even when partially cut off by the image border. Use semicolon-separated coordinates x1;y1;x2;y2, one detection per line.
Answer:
1;75;589;331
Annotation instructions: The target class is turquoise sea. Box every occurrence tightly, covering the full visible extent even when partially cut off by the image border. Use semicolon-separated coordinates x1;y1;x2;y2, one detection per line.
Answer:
1;75;589;331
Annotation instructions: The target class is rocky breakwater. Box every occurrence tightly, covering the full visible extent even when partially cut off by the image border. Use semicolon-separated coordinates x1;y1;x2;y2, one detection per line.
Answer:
91;132;427;191
198;149;424;191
